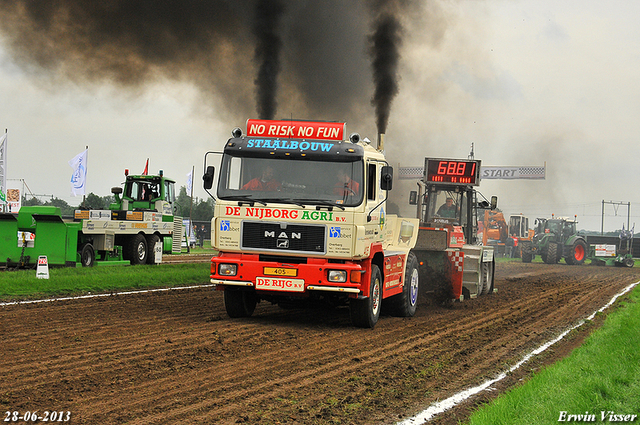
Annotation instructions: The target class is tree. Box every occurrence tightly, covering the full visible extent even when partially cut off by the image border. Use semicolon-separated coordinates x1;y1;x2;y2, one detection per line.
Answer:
22;197;43;206
43;197;74;216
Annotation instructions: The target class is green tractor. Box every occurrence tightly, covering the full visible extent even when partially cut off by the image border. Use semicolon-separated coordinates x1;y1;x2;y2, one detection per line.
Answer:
521;217;588;265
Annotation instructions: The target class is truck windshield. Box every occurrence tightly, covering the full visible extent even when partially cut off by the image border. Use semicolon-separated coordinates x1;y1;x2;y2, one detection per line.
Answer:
217;155;364;207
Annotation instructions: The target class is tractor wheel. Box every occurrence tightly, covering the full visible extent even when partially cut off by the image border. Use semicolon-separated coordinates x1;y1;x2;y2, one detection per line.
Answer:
521;243;533;263
544;243;559;264
350;265;382;328
387;252;419;317
145;234;161;265
223;288;257;318
128;234;148;265
566;239;587;265
624;257;635;268
79;243;95;267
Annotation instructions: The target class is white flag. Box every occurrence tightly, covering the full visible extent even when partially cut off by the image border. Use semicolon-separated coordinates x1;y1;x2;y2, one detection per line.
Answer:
186;170;193;195
0;133;6;204
69;149;88;196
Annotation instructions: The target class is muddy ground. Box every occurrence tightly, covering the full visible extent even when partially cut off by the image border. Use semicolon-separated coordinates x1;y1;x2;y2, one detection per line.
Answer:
1;262;639;424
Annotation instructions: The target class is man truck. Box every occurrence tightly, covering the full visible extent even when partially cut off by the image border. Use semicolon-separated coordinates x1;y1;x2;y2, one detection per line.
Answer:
204;120;498;327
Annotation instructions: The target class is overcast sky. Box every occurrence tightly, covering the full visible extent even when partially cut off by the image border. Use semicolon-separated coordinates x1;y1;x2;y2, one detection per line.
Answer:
1;0;639;232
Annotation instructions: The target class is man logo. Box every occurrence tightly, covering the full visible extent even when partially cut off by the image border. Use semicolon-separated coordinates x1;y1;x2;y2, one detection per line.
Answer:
220;220;231;231
277;239;290;248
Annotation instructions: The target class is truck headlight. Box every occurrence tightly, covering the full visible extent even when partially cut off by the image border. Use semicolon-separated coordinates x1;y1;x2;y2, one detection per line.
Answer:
328;270;347;283
218;264;238;276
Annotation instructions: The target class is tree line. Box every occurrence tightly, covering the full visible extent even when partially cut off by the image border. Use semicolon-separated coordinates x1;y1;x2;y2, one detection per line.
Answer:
21;186;214;221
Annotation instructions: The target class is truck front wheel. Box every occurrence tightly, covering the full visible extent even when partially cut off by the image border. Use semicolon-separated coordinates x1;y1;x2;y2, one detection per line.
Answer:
224;288;257;318
79;243;95;267
128;234;148;265
350;265;382;328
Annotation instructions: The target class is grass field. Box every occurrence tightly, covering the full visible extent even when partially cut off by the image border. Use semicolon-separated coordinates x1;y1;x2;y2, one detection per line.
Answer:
0;262;212;301
467;284;640;424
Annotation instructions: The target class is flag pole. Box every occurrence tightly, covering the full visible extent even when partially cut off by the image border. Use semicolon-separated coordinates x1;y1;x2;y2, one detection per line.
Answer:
82;145;88;208
188;165;194;253
1;129;6;213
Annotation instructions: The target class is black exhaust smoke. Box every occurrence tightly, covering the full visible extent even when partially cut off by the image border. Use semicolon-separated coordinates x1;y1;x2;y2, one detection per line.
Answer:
368;8;403;135
253;0;285;120
0;1;415;126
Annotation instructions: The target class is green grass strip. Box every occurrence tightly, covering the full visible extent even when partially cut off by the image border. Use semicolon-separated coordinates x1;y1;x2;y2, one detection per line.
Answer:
467;284;640;425
0;263;212;301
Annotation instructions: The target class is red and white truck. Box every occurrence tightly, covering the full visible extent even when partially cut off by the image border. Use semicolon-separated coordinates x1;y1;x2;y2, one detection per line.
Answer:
203;119;420;327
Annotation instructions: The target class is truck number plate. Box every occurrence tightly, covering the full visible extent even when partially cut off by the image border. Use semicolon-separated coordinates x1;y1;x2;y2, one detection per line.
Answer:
256;277;305;292
263;267;298;277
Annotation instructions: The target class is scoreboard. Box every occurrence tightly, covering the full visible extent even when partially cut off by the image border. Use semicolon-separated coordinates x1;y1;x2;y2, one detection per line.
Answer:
424;158;481;186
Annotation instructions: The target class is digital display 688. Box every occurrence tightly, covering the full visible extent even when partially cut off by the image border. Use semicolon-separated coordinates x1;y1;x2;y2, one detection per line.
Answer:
425;159;481;186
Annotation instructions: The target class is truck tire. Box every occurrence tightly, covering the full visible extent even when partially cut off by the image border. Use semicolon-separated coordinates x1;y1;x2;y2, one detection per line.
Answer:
350;265;382;328
544;242;558;264
521;242;533;263
565;239;587;265
128;234;148;265
387;252;419;317
481;260;495;295
224;288;257;318
79;243;95;267
145;234;161;265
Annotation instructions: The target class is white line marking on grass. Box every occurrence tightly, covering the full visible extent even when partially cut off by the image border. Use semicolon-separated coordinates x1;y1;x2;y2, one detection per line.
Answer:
397;280;640;425
0;284;216;307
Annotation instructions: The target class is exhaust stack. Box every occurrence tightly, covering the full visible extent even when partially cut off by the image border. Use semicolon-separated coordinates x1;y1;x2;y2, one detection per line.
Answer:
378;133;385;151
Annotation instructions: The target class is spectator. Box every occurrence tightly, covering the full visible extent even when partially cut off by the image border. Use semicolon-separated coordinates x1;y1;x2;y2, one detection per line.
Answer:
506;234;515;258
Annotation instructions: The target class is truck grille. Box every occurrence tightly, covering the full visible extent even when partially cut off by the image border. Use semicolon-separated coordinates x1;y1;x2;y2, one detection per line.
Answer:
241;221;326;254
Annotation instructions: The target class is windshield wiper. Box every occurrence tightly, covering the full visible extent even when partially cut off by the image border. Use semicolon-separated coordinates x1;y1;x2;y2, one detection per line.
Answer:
292;198;345;210
258;198;307;207
220;195;267;206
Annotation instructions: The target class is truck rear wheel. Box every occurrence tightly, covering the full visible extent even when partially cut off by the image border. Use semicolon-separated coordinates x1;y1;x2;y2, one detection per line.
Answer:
481;260;495;295
79;243;95;267
350;265;382;328
128;234;148;265
224;288;257;318
145;234;161;265
387;252;419;317
565;239;587;265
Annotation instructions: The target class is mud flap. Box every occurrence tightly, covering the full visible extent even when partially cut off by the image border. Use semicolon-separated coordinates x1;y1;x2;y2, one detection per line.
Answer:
446;251;464;301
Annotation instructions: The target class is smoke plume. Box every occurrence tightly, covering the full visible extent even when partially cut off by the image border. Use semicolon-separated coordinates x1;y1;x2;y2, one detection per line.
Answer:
369;12;403;134
0;1;415;130
253;0;284;120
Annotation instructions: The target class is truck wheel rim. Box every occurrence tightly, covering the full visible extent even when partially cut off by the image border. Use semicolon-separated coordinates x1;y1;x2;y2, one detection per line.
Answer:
372;279;381;315
410;269;419;306
138;243;146;260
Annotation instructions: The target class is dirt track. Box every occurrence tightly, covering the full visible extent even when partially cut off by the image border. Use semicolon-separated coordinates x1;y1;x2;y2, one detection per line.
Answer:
1;262;639;424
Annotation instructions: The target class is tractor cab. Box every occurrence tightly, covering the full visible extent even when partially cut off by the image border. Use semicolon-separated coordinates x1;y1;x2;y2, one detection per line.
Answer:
110;170;176;215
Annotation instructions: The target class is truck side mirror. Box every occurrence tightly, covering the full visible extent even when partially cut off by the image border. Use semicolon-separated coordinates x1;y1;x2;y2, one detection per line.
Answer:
381;166;393;191
409;191;417;205
203;166;215;190
491;196;498;210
